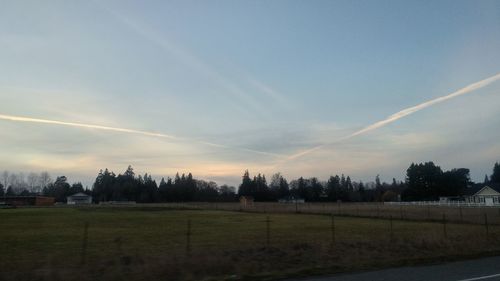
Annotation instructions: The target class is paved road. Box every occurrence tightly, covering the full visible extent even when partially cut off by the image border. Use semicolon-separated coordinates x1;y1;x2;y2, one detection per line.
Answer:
289;256;500;281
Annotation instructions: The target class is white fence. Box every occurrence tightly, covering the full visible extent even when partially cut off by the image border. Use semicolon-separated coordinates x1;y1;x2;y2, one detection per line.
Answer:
385;201;500;207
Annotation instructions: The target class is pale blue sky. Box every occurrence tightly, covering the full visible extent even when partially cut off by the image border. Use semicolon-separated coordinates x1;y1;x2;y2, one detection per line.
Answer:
1;0;499;186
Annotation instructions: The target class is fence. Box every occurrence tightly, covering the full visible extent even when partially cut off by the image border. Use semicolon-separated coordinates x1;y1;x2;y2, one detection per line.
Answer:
2;206;500;281
107;201;500;225
386;201;500;207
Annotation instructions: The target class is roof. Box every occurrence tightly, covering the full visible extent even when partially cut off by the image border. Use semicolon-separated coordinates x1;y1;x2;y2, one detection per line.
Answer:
463;183;500;196
67;192;91;198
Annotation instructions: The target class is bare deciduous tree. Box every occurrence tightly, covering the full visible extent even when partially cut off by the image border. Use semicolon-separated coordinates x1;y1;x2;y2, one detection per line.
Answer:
27;172;39;193
39;171;52;190
2;171;9;190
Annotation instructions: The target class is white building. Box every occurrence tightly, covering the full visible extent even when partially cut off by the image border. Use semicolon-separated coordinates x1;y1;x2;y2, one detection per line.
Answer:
464;186;500;206
67;192;92;205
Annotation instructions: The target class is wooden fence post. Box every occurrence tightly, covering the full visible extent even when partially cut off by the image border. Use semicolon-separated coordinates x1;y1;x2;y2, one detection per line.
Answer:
80;221;89;265
484;213;489;239
266;216;271;248
186;219;192;255
331;214;336;246
442;213;447;239
389;215;394;241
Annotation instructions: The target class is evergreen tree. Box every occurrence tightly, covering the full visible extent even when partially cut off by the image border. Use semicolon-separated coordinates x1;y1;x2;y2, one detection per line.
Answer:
310;177;324;201
403;162;443;200
358;181;366;201
346;176;353;191
238;170;254;197
269;173;289;200
326;175;341;201
491;162;500;184
6;186;15;196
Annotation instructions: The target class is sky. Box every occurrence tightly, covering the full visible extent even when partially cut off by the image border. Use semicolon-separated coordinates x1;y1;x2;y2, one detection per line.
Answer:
1;0;499;187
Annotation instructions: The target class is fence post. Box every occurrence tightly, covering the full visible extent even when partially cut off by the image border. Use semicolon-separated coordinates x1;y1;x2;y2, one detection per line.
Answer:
186;219;192;255
442;214;447;239
484;213;489;239
389;215;394;241
331;214;336;246
266;216;271;248
80;221;89;265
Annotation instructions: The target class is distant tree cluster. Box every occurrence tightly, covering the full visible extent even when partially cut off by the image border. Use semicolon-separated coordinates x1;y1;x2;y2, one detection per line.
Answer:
91;166;237;203
42;176;89;202
402;162;471;201
1;171;53;197
2;161;499;203
238;170;406;202
486;162;500;185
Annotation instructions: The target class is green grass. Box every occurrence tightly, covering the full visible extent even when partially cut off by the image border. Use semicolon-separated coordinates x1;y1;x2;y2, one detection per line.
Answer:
1;207;500;281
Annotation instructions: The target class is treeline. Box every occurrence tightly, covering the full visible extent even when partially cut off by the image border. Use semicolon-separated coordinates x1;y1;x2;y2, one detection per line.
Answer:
237;161;500;202
2;161;499;203
238;170;405;202
91;166;236;203
403;162;470;201
0;171;52;196
42;176;90;202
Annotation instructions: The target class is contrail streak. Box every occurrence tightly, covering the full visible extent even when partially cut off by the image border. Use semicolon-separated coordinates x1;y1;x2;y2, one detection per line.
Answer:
286;72;500;161
0;113;283;158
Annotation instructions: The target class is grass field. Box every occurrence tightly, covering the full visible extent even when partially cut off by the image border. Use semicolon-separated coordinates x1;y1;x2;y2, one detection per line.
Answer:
1;207;500;281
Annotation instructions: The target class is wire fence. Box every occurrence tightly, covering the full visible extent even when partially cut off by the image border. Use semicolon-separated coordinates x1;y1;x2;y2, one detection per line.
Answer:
2;206;500;281
93;201;500;225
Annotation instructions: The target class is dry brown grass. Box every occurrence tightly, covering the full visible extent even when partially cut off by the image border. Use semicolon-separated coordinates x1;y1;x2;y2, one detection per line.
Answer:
1;207;499;281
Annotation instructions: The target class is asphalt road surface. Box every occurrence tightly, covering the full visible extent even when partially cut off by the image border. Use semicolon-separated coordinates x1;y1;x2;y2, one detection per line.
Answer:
289;256;500;281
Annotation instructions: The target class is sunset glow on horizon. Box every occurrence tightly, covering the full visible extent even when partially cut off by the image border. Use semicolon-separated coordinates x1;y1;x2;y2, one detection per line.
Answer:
1;0;500;187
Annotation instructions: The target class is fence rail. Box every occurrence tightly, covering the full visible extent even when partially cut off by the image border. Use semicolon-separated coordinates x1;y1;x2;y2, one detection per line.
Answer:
385;201;500;207
71;201;500;225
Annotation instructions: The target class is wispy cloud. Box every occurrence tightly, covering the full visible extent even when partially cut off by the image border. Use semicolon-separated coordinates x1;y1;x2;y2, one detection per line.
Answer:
284;72;500;161
246;76;294;110
95;2;270;117
0;113;283;158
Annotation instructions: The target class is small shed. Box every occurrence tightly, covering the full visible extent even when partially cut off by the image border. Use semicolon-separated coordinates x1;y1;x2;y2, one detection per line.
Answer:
67;192;92;205
239;196;254;207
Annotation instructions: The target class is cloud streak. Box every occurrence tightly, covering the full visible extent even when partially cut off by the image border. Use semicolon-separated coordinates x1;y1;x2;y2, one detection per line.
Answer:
96;3;270;117
285;72;500;161
0;113;282;158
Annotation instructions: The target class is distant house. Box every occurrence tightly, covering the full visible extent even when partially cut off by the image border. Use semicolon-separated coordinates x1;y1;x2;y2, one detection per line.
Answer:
239;196;254;207
67;193;92;205
464;185;500;206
